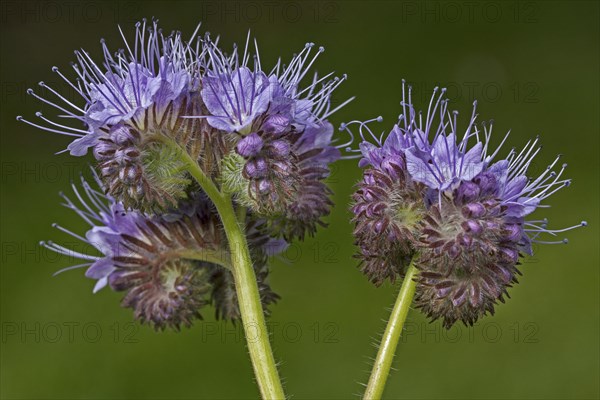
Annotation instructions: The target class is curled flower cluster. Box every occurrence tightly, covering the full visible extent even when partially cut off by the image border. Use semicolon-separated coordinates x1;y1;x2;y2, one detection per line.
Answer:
23;20;349;329
42;173;286;330
20;20;349;227
346;82;586;328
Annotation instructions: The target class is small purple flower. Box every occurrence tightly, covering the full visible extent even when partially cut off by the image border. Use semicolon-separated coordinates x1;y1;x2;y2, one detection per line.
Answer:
199;37;352;135
201;67;271;133
199;40;353;136
357;123;412;169
348;81;586;327
349;85;485;192
405;133;484;191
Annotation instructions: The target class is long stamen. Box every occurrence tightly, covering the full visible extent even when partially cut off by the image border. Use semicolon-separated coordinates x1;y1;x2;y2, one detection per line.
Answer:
17;116;83;138
52;263;93;276
41;240;100;261
35;112;89;134
52;223;88;242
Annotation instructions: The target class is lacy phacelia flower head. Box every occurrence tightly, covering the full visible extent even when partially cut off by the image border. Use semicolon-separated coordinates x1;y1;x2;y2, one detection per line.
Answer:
42;173;286;330
346;81;586;328
18;20;219;212
204;38;351;239
21;23;350;241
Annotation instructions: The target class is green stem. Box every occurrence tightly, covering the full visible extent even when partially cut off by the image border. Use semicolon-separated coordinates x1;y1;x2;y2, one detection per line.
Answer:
218;193;286;399
363;257;419;400
171;139;285;399
179;249;230;269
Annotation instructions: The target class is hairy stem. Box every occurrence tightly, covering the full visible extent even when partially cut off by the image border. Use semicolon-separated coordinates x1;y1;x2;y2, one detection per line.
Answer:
363;257;419;400
179;249;230;269
171;139;285;399
218;193;286;399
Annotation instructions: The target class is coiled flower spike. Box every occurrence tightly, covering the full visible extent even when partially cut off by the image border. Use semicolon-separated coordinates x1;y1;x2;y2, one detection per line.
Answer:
42;171;287;330
203;37;352;239
18;19;219;212
345;81;587;328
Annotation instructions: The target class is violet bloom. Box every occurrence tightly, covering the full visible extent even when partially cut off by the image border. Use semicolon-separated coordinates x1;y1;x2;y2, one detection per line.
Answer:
21;20;351;239
205;38;352;239
347;81;586;327
201;65;271;133
18;19;209;211
42;172;287;330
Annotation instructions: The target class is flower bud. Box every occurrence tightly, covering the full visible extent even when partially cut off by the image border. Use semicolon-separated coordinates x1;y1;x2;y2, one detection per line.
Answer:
270;140;291;157
456;181;480;203
263;114;291;135
95;125;192;213
236;133;264;157
462;202;486;218
99;200;227;330
114;258;211;330
352;161;426;285
220;116;337;239
244;158;269;179
414;179;522;328
473;171;498;196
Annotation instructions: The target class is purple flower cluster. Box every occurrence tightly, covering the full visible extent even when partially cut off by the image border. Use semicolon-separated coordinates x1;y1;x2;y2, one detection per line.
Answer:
42;172;286;330
24;20;349;329
347;81;586;328
19;21;208;210
202;39;350;239
19;20;349;229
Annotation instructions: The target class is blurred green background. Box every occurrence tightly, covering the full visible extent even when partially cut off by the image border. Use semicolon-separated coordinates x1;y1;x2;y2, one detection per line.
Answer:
1;1;598;399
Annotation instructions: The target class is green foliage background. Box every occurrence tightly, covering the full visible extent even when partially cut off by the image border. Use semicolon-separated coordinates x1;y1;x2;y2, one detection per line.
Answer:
1;1;598;398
